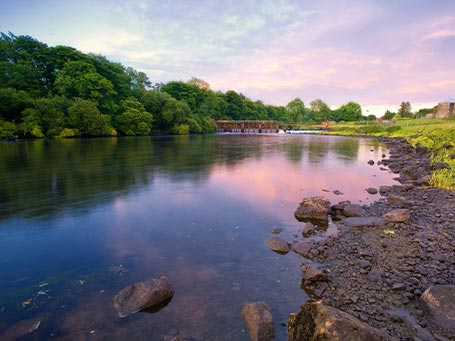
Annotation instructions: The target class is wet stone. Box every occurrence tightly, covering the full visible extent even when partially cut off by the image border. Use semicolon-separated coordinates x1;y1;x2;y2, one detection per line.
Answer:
266;237;289;254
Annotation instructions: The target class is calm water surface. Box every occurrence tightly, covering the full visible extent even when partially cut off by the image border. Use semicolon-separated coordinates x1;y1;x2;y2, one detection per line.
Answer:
0;134;396;340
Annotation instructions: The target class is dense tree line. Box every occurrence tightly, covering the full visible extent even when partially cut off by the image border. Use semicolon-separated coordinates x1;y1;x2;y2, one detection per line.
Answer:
0;32;368;139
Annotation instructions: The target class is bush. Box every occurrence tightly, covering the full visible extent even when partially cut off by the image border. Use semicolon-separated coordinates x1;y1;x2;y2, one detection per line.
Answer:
171;124;190;135
385;126;401;134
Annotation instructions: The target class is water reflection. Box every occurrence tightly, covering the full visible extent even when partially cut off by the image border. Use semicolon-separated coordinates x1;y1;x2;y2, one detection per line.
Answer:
0;135;386;221
0;134;397;340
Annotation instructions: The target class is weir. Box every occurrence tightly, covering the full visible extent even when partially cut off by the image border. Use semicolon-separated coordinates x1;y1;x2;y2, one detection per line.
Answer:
215;120;280;134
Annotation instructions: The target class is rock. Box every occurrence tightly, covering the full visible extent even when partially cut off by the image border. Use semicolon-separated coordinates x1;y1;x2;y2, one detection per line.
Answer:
271;227;283;234
288;301;389;341
294;196;330;222
342;216;386;228
416;175;431;186
392;283;406;291
301;263;328;282
421;285;455;338
0;317;43;340
366;187;378;195
368;268;383;283
368;160;375;165
241;301;275;341
387;194;406;206
292;241;314;258
342;204;365;217
301;222;316;236
266;237;289;254
359;259;371;269
379;186;393;195
114;276;175;318
400;167;421;181
383;209;411;223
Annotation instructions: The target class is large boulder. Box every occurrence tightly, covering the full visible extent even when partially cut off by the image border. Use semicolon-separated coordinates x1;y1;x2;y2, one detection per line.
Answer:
242;301;275;341
288;301;389;341
383;209;411;223
114;275;175;318
294;197;330;222
421;285;455;338
266;237;289;254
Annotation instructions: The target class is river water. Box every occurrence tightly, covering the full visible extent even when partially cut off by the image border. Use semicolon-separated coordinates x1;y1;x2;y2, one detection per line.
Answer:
0;134;396;340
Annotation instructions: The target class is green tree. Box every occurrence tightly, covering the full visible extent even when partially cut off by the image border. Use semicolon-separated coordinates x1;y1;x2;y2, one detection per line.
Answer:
334;102;362;122
397;101;412;118
0;88;34;121
68;99;113;136
286;98;306;122
116;97;153;136
309;99;331;122
54;60;117;113
381;110;395;120
20;108;44;137
34;98;65;136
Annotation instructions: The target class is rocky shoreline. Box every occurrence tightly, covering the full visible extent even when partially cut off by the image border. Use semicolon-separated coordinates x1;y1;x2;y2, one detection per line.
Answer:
287;137;455;340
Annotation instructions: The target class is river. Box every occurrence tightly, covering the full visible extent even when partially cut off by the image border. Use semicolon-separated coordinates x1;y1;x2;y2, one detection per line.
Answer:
0;134;396;340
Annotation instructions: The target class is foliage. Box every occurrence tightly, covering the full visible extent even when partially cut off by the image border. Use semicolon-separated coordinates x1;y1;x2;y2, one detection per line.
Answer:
381;110;395;120
398;101;413;118
286;98;306;122
333;102;362;122
115;97;153;136
68;99;113;136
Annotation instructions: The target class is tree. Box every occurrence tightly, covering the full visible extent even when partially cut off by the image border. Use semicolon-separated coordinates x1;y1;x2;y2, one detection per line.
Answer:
334;102;362;122
68;99;113;136
187;77;210;91
54;60;117;112
0;88;34;121
116;97;153;136
381;110;395;120
309;99;331;122
398;101;412;118
286;98;306;122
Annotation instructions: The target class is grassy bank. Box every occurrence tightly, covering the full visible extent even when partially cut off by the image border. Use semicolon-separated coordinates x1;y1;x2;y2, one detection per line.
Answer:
316;119;455;190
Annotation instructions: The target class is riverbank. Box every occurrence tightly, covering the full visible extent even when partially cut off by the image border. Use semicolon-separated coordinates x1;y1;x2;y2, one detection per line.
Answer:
287;136;455;339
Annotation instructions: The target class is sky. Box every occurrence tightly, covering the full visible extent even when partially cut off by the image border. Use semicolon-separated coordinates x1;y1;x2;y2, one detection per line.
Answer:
1;0;455;116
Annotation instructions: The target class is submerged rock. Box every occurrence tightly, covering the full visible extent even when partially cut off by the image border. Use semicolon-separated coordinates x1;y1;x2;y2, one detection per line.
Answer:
288;301;388;341
242;301;275;341
266;237;289;254
114;275;175;318
383;209;411;222
421;285;455;338
294;196;330;222
366;187;378;195
0;317;43;340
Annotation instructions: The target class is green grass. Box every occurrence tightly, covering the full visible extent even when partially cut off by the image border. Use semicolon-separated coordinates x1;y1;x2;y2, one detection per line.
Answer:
326;118;455;190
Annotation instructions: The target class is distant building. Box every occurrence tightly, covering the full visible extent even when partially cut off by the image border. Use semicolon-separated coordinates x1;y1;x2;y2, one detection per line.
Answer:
435;98;455;118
